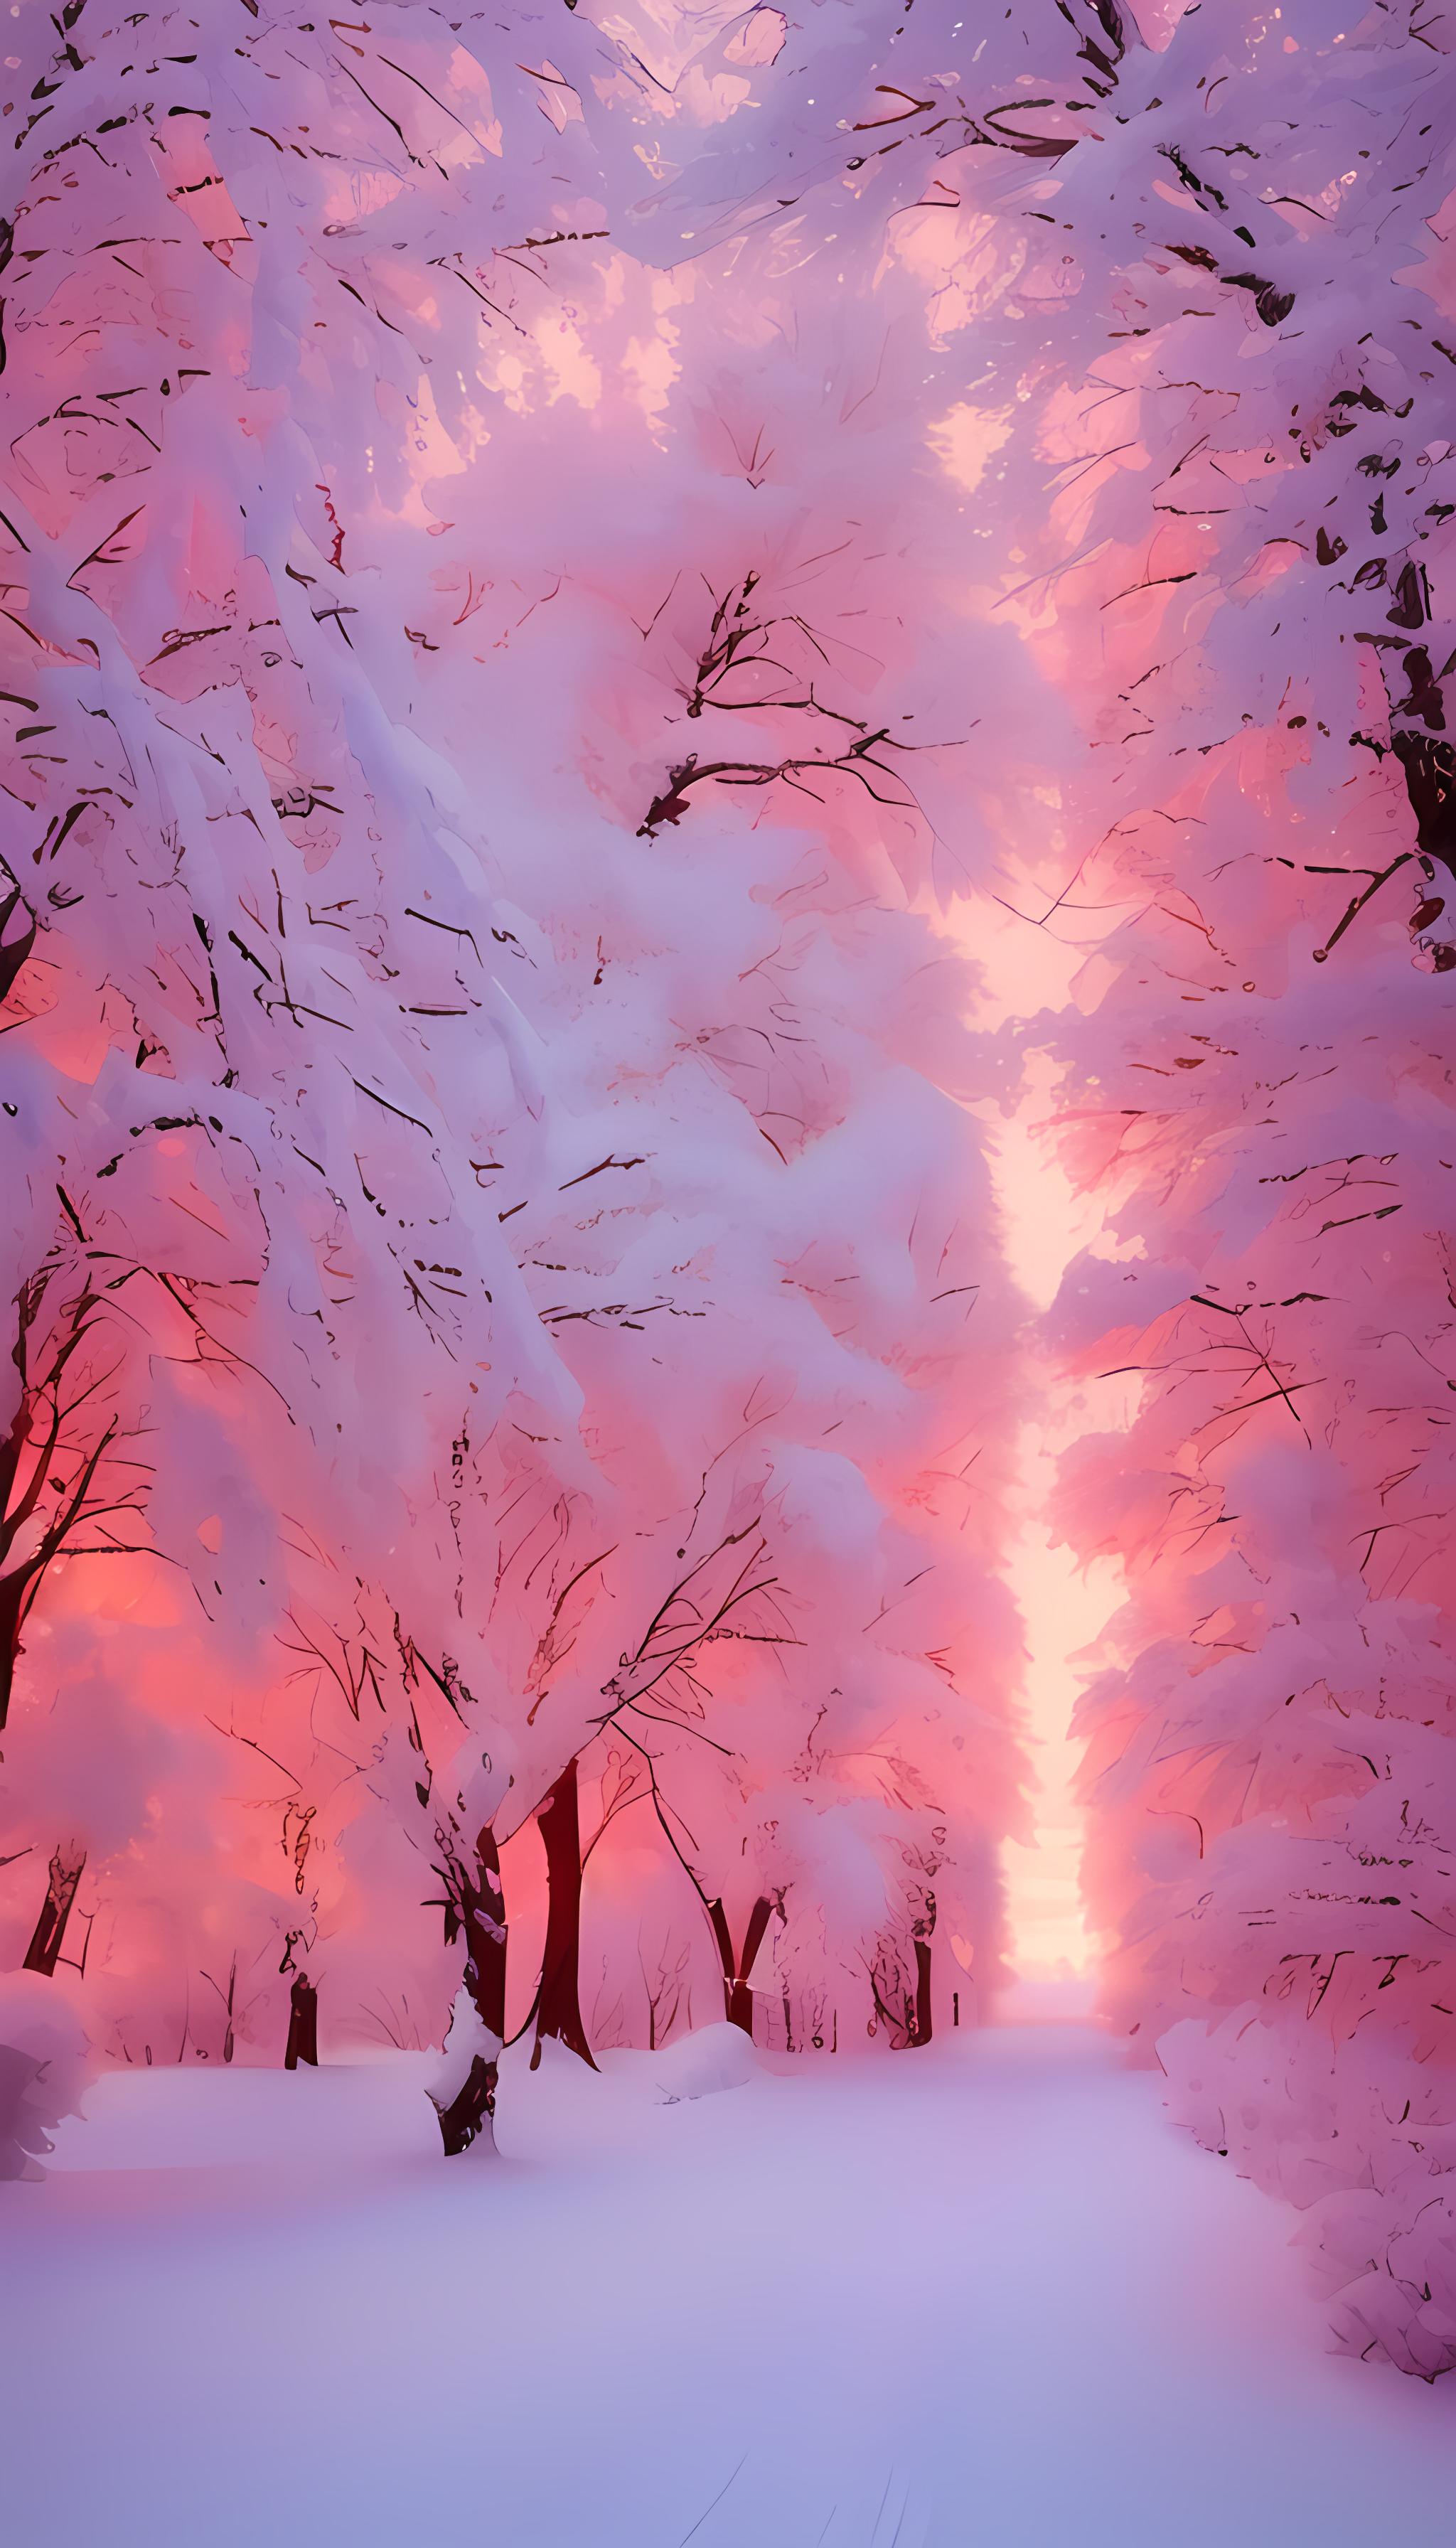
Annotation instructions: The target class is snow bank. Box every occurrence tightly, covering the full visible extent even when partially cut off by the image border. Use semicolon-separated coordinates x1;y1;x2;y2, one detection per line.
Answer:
0;1973;89;2181
611;2018;759;2105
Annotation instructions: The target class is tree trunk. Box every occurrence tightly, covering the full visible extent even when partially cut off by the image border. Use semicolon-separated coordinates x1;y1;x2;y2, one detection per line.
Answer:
23;1842;85;1974
911;1936;933;2047
0;1570;26;1737
464;1824;508;2041
284;1974;318;2069
908;1893;936;2048
532;1760;595;2069
429;1826;508;2154
709;1893;774;2036
434;2053;497;2156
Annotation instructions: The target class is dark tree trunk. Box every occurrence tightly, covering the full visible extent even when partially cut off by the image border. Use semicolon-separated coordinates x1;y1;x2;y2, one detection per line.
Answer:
284;1974;318;2069
464;1824;508;2040
911;1937;933;2047
434;2053;497;2156
430;1826;508;2155
709;1893;774;2036
23;1842;85;1974
908;1893;936;2048
0;1572;26;1737
532;1761;595;2070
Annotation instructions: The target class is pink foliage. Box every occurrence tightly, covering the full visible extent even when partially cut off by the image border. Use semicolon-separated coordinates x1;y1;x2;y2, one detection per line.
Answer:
0;3;1027;2092
978;2;1456;2380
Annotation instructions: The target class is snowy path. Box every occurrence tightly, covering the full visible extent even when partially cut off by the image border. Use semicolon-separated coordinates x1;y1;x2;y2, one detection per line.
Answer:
2;2024;1452;2547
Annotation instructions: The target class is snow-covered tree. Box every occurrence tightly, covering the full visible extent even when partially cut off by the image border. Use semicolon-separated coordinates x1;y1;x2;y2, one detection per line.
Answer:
0;0;1027;2160
923;0;1456;2378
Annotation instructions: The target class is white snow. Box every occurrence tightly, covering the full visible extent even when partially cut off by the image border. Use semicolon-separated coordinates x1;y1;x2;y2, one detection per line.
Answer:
0;1971;89;2180
1;2023;1452;2545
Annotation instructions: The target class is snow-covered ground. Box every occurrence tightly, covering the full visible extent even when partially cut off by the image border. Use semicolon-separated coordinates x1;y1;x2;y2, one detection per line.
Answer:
2;2021;1452;2547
